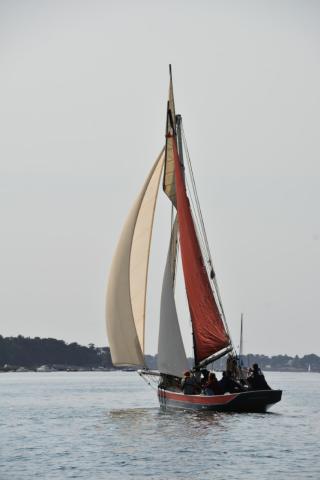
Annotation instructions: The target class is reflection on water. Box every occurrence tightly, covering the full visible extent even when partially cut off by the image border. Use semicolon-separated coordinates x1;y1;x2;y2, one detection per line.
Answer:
1;371;320;480
108;407;157;417
106;406;226;436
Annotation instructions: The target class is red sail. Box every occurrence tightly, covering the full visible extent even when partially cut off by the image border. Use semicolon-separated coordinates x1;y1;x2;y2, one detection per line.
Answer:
172;136;229;363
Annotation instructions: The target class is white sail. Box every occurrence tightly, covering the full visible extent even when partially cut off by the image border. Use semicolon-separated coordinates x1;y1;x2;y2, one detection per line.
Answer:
106;149;164;366
157;218;189;377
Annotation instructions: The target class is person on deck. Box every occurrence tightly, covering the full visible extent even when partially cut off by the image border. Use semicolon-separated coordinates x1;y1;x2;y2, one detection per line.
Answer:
247;363;271;390
200;368;210;388
203;372;223;396
218;370;244;394
181;371;199;395
226;354;240;379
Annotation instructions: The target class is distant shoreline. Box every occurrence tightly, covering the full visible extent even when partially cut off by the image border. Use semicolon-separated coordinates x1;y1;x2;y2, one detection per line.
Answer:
1;366;319;374
1;335;319;373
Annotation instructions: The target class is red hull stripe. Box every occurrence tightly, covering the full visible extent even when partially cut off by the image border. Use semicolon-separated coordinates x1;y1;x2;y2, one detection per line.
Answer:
158;389;238;405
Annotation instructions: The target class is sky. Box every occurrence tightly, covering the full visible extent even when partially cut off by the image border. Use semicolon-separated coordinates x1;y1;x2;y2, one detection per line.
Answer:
0;0;319;357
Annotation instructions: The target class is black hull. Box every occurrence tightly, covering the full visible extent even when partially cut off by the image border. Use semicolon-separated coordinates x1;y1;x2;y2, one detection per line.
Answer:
158;388;282;413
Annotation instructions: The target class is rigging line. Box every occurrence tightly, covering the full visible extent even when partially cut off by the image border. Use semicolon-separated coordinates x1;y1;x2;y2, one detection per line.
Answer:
186;183;226;311
183;154;210;259
182;131;216;270
182;126;212;263
182;127;218;261
181;124;234;346
186;178;229;324
138;371;158;391
185;157;228;323
184;165;210;261
185;189;224;314
184;164;207;248
185;175;208;259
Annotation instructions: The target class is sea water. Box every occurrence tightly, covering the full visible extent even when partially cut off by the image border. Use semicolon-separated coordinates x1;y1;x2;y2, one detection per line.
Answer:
0;371;319;479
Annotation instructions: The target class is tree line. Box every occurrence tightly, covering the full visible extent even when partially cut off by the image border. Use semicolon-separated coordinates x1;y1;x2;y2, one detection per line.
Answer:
214;353;320;372
0;335;319;371
0;335;112;369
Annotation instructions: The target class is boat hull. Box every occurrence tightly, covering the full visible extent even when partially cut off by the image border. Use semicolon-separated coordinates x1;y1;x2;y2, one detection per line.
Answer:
158;388;282;412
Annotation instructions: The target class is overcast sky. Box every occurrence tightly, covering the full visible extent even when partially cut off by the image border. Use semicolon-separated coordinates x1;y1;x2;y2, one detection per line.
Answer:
1;0;319;357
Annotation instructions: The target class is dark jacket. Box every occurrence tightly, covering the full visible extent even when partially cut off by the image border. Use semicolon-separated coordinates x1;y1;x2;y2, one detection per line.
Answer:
218;376;244;394
247;372;271;390
204;379;224;395
181;376;198;395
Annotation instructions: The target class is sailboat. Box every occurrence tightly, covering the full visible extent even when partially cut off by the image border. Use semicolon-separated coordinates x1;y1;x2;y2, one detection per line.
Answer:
106;67;282;412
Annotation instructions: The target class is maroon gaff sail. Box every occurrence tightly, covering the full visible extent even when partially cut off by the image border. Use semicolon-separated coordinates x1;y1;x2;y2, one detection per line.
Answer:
172;135;230;363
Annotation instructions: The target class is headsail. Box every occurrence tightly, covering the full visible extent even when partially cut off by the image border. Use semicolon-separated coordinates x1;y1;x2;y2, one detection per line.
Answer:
172;136;230;363
106;150;164;366
163;65;177;206
157;217;189;377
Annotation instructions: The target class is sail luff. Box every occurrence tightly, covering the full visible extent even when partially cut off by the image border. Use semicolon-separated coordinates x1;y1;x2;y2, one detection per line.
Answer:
172;135;230;363
106;149;164;366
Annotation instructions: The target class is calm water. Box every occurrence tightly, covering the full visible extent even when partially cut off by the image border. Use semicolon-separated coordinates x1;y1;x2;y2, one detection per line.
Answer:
0;371;319;479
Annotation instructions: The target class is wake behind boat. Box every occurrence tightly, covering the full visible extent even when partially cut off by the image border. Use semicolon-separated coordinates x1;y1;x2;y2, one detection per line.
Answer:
106;66;282;413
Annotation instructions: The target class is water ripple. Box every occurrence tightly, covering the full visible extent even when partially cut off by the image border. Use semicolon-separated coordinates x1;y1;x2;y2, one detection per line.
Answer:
0;371;319;479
